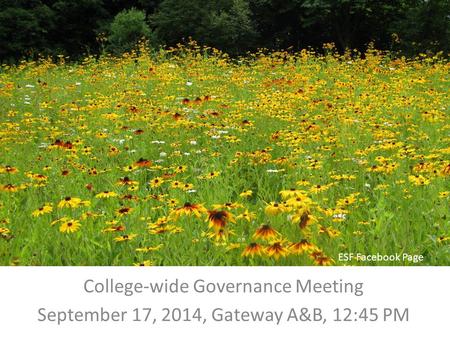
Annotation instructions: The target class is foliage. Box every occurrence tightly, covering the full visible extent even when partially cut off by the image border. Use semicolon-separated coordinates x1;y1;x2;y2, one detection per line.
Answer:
0;0;449;68
204;0;259;55
107;8;153;54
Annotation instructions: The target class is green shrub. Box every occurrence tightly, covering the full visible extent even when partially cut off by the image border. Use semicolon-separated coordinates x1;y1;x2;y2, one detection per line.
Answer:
107;8;153;54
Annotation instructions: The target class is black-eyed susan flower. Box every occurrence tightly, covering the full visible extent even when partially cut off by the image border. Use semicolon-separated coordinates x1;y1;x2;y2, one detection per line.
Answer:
209;228;234;242
408;174;431;186
309;184;332;194
264;202;284;216
0;227;11;235
437;235;449;244
148;216;170;229
134;260;153;266
253;224;279;241
212;202;243;210
319;226;341;238
309;250;334;266
0;227;12;240
290;211;316;229
181;182;194;191
239;190;253;198
59;219;81;233
95;191;118;198
207;210;235;230
171;202;207;219
202;171;220;179
58;196;82;208
174;165;187;173
0;183;26;192
114;234;137;242
265;241;289;260
289;240;316;254
0;165;18;174
149;177;164;188
170;180;182;189
116;206;133;217
135;244;163;252
149;225;183;235
102;224;125;233
236;209;256;222
117;176;138;186
296;179;311;186
32;204;53;217
135;158;152;167
438;191;449;198
166;198;179;208
279;188;304;199
242;242;264;257
122;164;137;172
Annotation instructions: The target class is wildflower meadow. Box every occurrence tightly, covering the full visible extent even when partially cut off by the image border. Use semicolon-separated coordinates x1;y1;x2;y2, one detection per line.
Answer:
0;44;448;266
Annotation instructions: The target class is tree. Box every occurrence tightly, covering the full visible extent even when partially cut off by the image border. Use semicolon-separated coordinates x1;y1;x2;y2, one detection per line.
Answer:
107;8;153;54
0;1;55;61
391;0;450;55
249;0;306;50
151;0;258;54
48;0;108;56
151;0;212;46
204;0;259;54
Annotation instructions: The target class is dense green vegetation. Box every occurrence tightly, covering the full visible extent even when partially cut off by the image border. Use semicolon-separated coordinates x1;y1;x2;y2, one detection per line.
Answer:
0;46;449;265
0;0;449;62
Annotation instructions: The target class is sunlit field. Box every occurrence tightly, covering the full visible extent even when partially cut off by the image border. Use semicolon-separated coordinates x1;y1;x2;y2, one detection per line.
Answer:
0;44;448;266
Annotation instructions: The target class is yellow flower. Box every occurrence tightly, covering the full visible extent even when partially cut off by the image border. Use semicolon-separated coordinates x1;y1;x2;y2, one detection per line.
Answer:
0;183;26;192
0;227;11;234
265;241;289;260
201;171;220;179
58;196;82;208
59;219;81;233
279;188;304;199
181;182;194;191
206;210;235;230
116;207;133;217
114;234;137;242
336;193;359;207
212;202;243;210
236;210;256;222
437;235;449;243
170;180;182;189
408;174;431;186
309;250;334;266
438;191;449;198
291;211;316;228
95;191;118;198
32;204;53;217
296;179;311;186
289;240;316;254
171;202;207;219
318;226;341;238
135;244;163;252
309;184;332;194
149;177;164;188
239;190;253;198
253;224;279;241
242;243;265;257
134;260;153;266
174;165;187;173
0;165;18;174
123;164;137;172
265;202;284;216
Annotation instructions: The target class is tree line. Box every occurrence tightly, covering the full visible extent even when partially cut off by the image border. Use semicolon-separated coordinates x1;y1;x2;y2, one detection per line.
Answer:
1;0;449;62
